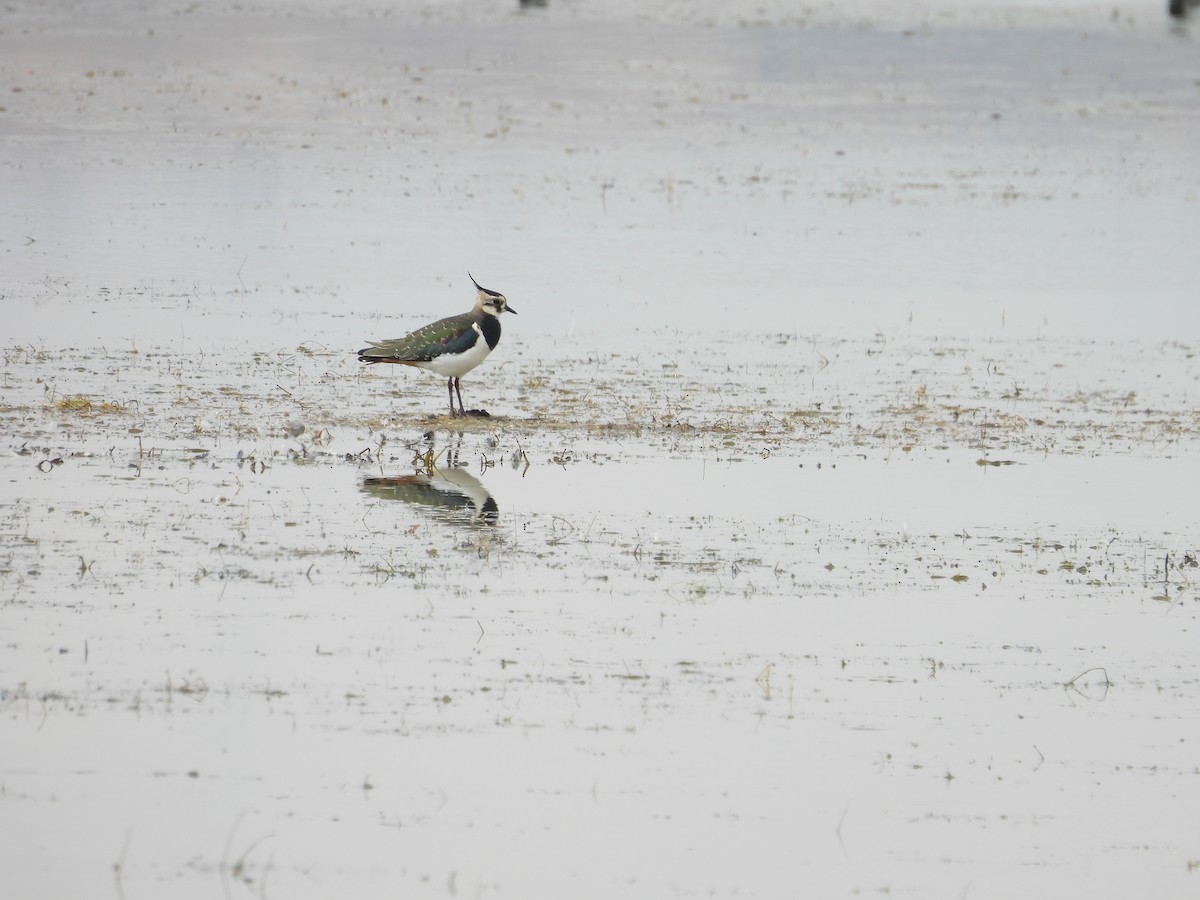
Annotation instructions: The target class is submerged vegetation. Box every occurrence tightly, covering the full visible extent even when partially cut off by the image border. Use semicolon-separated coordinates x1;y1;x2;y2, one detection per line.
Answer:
2;333;1195;609
2;333;1197;898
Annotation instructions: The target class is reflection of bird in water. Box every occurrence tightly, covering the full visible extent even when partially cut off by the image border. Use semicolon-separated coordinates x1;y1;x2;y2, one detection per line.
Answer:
357;274;517;418
362;466;499;525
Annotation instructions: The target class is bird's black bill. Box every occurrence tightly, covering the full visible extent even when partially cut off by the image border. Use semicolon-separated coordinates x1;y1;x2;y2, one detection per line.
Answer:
506;305;518;315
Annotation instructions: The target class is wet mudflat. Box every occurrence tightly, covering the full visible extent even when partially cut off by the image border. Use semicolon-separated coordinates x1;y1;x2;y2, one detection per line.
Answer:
3;333;1198;898
3;0;1200;897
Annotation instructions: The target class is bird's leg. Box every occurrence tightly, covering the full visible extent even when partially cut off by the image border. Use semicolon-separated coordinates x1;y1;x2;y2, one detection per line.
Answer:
446;377;458;417
453;377;466;416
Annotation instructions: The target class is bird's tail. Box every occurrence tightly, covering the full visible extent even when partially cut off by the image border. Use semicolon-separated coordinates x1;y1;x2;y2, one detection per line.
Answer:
357;342;402;364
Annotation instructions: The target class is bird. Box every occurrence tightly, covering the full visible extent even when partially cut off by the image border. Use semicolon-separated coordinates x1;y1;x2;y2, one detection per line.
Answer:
357;274;517;417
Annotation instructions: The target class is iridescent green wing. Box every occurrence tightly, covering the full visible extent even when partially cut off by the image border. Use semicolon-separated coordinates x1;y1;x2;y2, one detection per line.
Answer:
359;312;478;362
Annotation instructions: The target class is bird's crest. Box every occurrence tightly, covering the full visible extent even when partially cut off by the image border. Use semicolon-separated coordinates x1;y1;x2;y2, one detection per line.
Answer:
469;272;505;300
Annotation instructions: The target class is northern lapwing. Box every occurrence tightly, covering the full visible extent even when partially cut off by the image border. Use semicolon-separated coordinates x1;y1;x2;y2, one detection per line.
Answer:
358;274;516;417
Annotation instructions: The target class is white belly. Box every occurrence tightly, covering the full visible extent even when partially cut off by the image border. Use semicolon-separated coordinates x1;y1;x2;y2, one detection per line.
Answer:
416;329;492;378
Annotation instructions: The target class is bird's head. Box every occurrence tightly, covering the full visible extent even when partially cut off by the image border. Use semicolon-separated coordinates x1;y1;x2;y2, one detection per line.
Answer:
470;273;517;316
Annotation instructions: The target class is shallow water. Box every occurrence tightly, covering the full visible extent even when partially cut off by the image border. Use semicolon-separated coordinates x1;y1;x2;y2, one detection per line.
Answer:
4;333;1198;898
3;1;1200;898
4;0;1199;345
